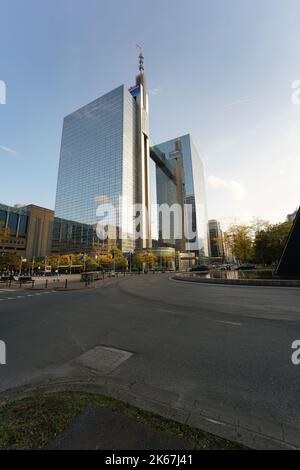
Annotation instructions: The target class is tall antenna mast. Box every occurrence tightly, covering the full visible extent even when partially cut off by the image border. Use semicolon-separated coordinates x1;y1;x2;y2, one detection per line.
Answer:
136;44;144;73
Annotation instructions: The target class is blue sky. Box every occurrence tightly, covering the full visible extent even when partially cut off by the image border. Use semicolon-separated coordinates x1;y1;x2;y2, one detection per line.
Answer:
1;0;300;227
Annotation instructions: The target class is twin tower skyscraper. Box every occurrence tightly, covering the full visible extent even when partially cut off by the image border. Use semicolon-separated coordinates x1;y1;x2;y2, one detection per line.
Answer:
53;52;208;257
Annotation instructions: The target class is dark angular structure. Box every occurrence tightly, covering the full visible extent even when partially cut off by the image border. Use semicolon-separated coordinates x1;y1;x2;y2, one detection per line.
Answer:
277;206;300;275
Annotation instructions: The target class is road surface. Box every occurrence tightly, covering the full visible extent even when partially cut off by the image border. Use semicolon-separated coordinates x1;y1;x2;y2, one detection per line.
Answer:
0;274;300;431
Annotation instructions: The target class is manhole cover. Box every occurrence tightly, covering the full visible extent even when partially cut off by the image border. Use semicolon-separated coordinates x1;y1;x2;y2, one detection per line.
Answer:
75;345;132;373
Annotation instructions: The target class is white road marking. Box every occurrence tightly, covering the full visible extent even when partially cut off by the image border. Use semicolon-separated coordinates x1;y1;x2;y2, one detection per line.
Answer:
204;417;225;426
216;320;242;326
0;291;56;303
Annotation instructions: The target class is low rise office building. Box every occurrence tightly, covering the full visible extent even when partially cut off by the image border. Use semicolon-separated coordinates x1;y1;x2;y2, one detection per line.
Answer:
0;203;54;260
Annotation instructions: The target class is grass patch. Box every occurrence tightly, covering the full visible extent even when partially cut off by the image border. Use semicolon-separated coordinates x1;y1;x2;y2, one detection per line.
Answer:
0;391;244;450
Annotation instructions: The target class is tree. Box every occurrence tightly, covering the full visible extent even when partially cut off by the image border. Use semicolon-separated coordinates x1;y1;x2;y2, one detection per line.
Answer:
34;257;45;269
0;252;21;271
97;255;114;270
132;252;158;270
226;224;254;263
47;255;61;269
0;226;11;243
250;217;270;233
145;252;158;268
110;247;128;270
84;255;97;270
132;253;145;269
254;221;292;266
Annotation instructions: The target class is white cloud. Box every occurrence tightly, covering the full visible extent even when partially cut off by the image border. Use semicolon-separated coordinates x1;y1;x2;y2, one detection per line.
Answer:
0;146;17;156
207;174;247;201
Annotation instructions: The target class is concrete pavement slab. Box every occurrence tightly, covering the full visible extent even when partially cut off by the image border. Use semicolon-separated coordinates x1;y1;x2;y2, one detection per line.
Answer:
75;346;133;374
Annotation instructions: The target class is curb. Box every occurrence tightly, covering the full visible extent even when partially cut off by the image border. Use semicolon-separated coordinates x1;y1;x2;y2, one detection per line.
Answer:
173;275;300;288
1;375;299;450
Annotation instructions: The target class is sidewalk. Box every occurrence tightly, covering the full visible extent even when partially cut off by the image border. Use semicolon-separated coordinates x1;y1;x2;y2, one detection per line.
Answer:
1;365;299;449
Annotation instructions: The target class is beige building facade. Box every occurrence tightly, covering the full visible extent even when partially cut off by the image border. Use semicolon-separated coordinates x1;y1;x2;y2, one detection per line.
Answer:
0;203;54;260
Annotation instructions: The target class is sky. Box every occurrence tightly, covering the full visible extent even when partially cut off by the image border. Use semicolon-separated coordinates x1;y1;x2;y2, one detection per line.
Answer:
0;0;300;229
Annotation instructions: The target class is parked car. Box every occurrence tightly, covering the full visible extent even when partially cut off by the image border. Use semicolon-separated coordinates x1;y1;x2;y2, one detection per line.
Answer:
220;264;231;271
235;263;256;270
189;265;209;272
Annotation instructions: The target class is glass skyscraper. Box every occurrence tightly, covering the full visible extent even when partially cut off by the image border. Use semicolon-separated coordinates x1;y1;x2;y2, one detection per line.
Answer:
53;55;208;257
54;85;139;253
151;134;209;257
53;50;153;255
208;219;225;258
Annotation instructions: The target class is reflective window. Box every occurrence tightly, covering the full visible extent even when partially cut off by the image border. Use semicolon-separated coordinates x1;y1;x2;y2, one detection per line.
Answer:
54;84;140;253
7;212;18;235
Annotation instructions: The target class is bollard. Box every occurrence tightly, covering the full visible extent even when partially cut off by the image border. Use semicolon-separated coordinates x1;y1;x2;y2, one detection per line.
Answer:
45;279;48;289
19;280;22;288
31;280;34;289
85;279;88;288
65;279;68;289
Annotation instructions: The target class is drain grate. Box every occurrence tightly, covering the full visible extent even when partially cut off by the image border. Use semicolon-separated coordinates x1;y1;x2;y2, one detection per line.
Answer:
75;345;133;373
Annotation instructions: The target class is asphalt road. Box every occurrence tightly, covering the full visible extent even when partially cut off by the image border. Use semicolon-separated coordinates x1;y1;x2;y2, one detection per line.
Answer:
0;274;300;429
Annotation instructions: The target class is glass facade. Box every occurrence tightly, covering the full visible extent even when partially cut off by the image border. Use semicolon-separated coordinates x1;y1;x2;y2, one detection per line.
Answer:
151;135;209;256
54;85;140;253
0;203;28;237
0;203;54;259
0;204;29;255
208;219;225;258
53;79;207;258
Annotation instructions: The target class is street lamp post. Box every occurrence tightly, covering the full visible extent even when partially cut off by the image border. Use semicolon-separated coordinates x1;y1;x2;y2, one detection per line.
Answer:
19;257;27;277
18;258;23;277
31;256;35;276
113;251;116;273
